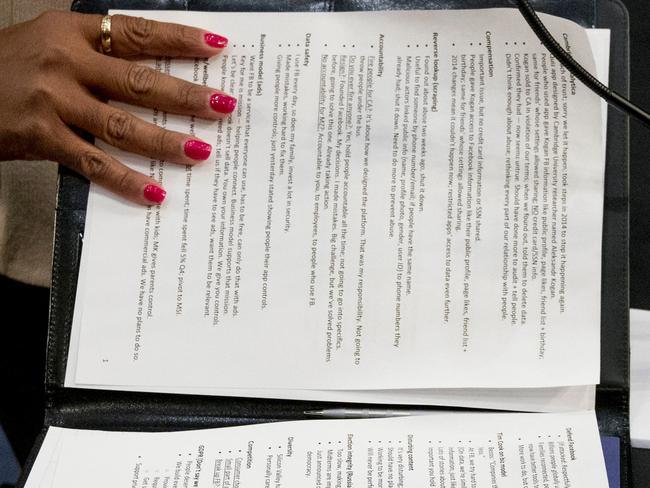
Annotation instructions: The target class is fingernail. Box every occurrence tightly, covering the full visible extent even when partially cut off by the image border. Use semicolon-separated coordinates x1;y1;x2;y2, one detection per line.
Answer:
210;93;237;114
204;33;228;49
184;139;212;160
144;184;166;204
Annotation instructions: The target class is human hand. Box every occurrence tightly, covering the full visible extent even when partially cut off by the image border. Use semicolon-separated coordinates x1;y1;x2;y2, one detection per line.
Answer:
0;11;236;205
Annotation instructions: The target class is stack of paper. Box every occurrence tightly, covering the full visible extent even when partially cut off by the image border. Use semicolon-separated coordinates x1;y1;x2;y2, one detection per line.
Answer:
65;9;610;413
25;412;609;488
630;309;650;448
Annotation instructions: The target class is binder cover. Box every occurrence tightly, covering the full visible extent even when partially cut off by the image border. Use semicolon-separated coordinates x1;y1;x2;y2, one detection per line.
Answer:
18;0;631;486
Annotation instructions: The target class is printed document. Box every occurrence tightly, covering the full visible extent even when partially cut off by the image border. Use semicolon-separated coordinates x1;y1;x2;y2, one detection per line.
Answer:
25;412;608;488
70;9;606;391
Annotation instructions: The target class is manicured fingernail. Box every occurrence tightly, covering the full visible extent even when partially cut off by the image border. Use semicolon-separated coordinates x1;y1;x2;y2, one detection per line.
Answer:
210;93;237;114
204;33;228;49
184;139;212;160
144;184;166;204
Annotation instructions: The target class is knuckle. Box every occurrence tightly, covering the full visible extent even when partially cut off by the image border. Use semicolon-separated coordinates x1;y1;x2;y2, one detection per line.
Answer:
78;151;111;181
28;82;57;109
11;119;51;157
37;43;74;71
122;16;155;53
31;12;75;57
26;117;52;138
35;10;65;25
176;25;198;46
124;64;157;96
152;129;174;155
176;83;203;109
115;168;133;193
105;111;132;142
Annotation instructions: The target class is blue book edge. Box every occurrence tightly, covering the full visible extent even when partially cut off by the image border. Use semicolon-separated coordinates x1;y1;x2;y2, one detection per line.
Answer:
601;435;621;488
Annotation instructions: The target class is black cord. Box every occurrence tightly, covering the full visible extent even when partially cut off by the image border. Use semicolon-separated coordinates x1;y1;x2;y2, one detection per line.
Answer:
515;0;650;128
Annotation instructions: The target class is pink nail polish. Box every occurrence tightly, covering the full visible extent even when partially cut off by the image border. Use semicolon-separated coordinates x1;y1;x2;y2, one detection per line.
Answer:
204;33;228;49
210;93;237;114
144;184;166;204
184;139;212;160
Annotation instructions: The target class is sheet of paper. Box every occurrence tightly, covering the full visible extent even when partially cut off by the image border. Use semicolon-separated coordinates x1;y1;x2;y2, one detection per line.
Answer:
70;9;605;390
630;308;650;448
587;29;610;146
63;383;596;412
64;30;608;411
21;428;65;488
25;412;608;488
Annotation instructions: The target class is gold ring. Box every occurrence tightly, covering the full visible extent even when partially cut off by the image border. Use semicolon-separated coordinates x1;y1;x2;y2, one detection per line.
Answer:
100;15;112;54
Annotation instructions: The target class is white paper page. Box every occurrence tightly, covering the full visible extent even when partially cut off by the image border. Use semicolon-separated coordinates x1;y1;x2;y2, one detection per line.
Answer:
32;412;607;488
586;29;610;146
72;9;605;390
630;308;650;448
64;384;596;412
64;30;608;412
64;31;609;412
23;428;65;488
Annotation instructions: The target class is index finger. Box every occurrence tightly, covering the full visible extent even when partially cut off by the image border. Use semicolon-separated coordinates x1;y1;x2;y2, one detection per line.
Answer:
81;14;228;58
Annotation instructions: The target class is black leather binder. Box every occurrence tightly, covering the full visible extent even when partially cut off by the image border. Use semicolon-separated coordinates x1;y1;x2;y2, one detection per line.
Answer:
17;0;631;486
